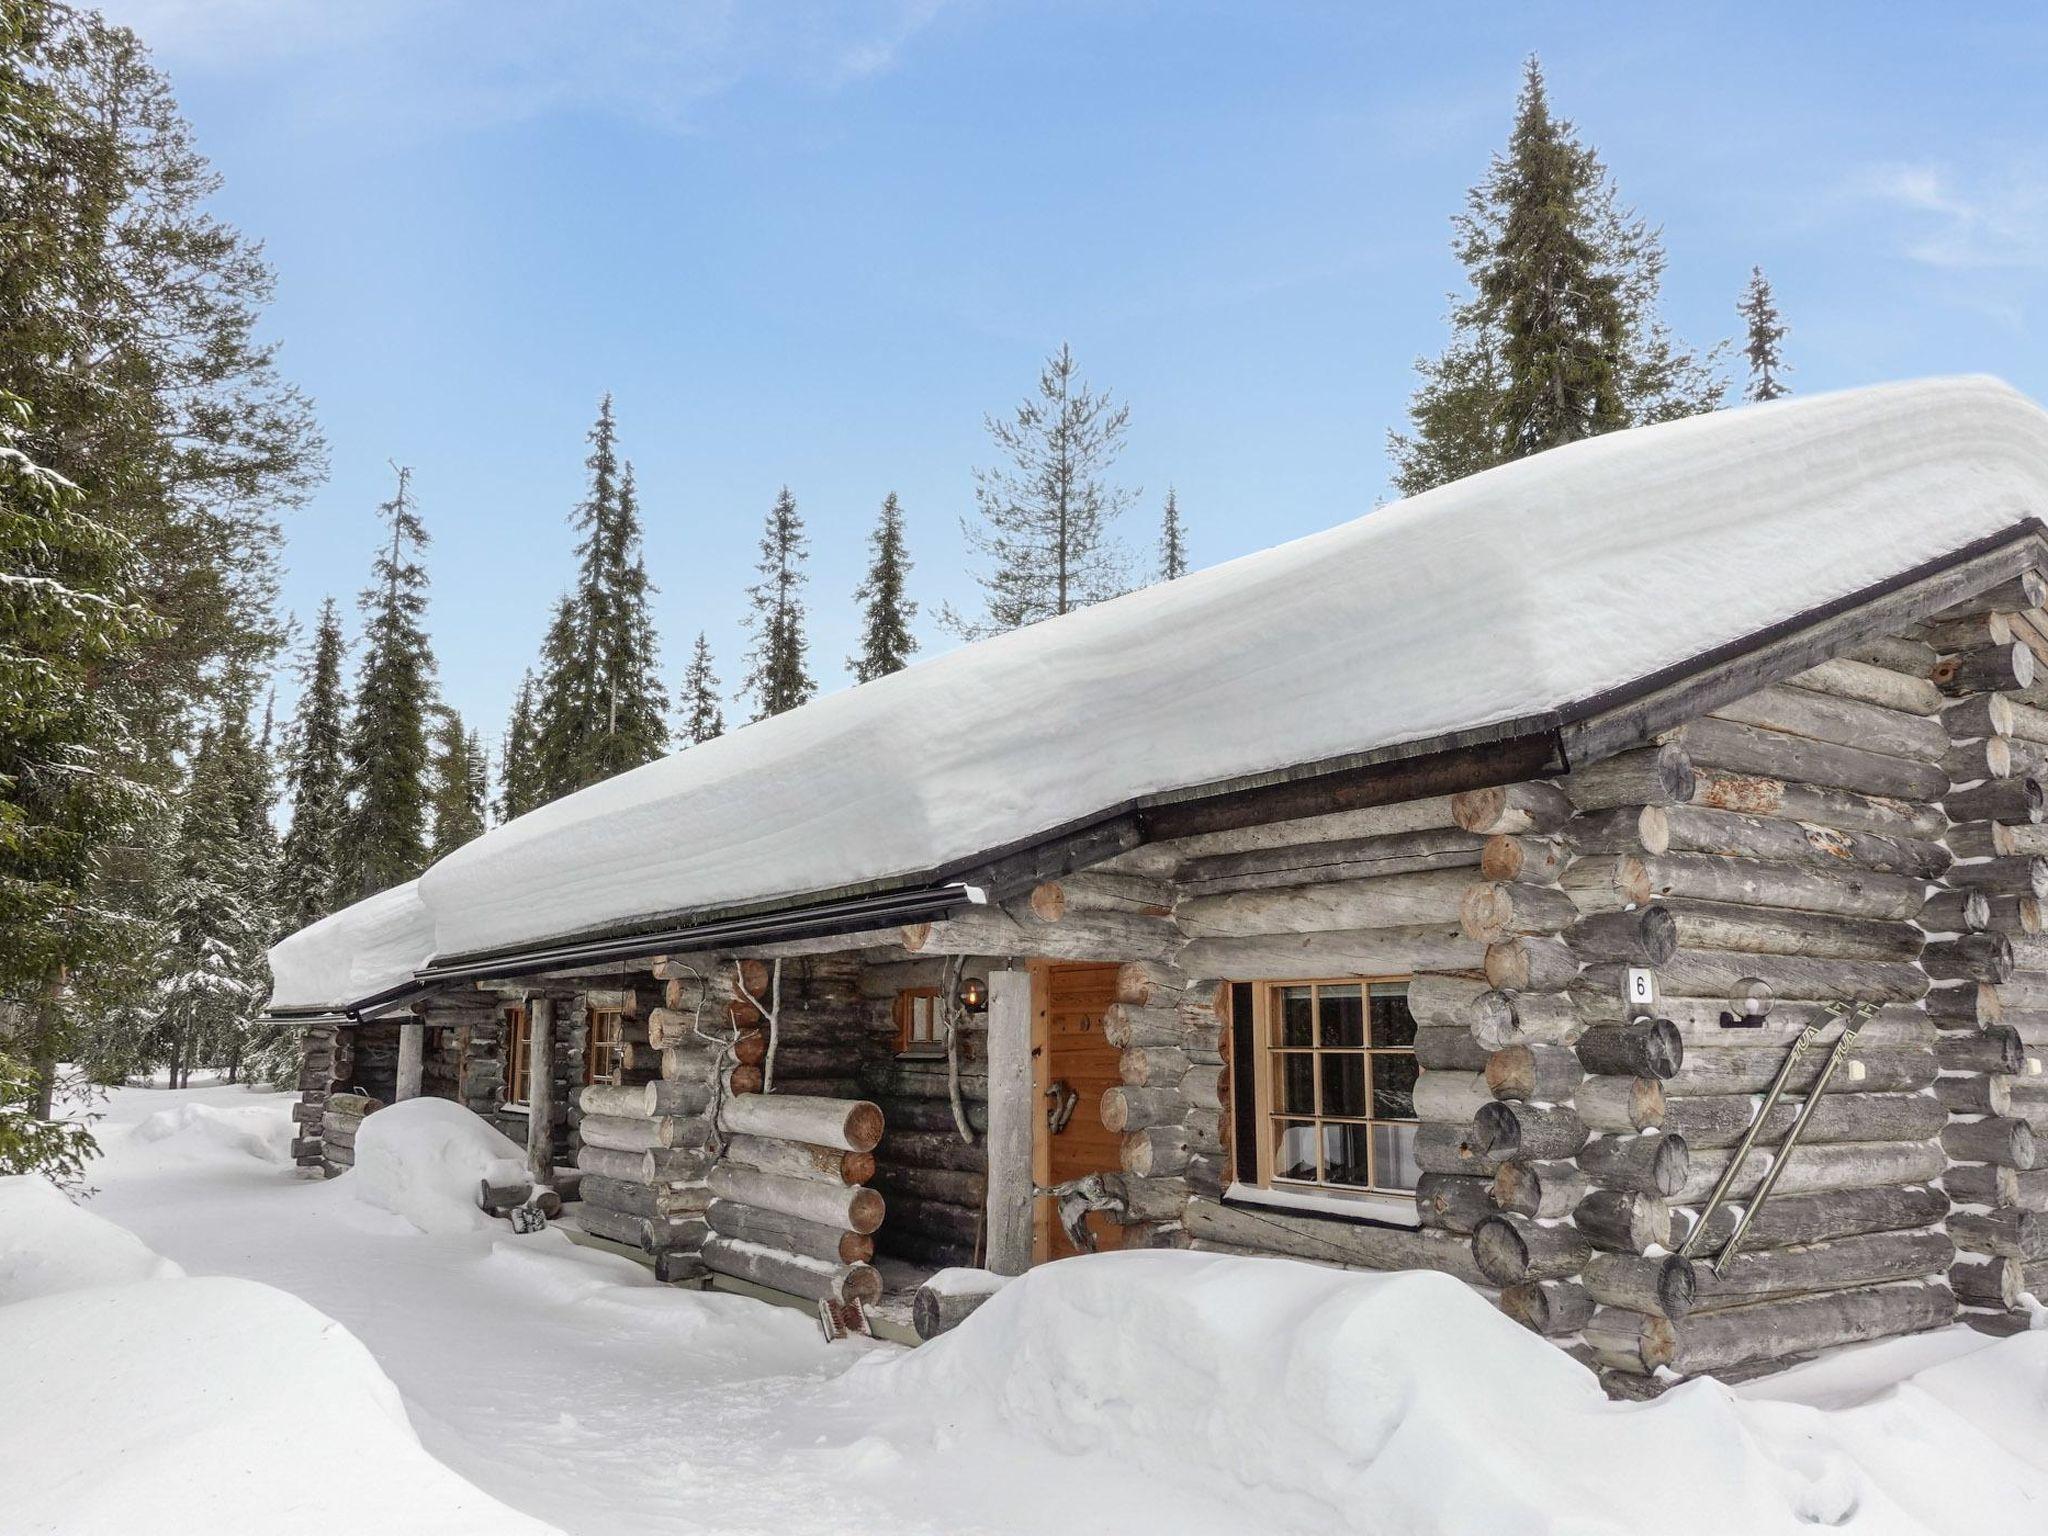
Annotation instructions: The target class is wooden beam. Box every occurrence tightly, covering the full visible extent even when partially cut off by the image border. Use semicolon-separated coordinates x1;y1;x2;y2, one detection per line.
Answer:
527;996;554;1188
983;968;1035;1276
395;1021;424;1103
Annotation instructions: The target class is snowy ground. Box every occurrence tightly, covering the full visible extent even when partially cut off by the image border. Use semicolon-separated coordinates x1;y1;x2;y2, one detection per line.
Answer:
6;1083;2048;1535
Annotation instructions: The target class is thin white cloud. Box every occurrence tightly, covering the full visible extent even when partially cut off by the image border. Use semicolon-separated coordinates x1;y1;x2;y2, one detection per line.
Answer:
1849;159;2048;272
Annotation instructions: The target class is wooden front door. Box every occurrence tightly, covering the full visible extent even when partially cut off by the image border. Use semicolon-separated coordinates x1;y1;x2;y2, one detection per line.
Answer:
1033;961;1127;1261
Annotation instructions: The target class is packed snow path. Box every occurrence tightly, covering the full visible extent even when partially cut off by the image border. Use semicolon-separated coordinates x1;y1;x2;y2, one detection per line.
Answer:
43;1082;2048;1536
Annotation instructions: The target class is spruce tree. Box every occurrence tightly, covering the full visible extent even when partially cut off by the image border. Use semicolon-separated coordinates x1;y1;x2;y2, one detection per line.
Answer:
529;398;669;803
276;598;349;930
1390;58;1723;495
1158;487;1187;580
679;633;725;745
742;488;816;720
849;492;917;683
945;343;1135;636
340;465;437;900
427;709;487;860
1738;266;1790;403
496;670;541;821
213;686;280;1083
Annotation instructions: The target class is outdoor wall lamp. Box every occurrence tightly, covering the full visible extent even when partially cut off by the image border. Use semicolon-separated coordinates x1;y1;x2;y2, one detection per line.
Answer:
1721;977;1774;1029
956;975;989;1015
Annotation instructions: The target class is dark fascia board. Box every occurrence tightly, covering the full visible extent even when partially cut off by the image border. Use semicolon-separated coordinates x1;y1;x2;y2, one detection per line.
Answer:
397;520;2047;997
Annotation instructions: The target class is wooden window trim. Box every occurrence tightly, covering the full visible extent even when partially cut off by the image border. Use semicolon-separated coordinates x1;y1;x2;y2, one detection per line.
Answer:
585;1007;624;1087
1248;976;1418;1198
503;1005;530;1109
894;987;947;1058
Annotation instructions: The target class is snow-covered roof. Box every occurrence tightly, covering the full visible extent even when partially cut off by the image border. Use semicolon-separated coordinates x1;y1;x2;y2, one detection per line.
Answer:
268;881;434;1013
270;376;2048;1012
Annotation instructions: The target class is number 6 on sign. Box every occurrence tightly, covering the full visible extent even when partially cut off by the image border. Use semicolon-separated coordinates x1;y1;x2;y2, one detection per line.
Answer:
1625;967;1658;1011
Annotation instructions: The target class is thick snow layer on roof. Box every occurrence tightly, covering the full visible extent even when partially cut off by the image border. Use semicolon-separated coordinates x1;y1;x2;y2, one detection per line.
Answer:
273;376;2048;1002
267;878;433;1012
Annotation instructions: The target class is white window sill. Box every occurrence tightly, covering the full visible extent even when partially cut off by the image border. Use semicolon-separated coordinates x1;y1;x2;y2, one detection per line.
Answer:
1224;1180;1420;1229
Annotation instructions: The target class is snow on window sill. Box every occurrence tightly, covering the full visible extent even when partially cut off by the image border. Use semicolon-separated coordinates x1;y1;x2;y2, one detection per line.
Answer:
1223;1180;1420;1230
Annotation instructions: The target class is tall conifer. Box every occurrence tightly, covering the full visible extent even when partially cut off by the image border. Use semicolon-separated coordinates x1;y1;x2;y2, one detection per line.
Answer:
427;710;486;860
340;465;436;899
1738;266;1790;403
496;670;540;821
1158;487;1187;580
742;488;815;720
276;598;349;929
849;493;917;683
679;633;725;745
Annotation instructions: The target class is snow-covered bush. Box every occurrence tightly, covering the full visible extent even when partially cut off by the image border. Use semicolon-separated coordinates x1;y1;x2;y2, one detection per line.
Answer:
330;1097;529;1235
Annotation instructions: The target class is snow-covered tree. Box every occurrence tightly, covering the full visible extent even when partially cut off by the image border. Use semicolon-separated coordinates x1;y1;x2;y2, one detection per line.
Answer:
849;493;917;683
679;632;725;744
1738;266;1790;403
340;466;437;900
530;399;668;803
276;597;349;930
1390;58;1723;495
742;487;815;720
945;343;1135;636
427;710;487;860
1158;487;1187;580
496;670;541;821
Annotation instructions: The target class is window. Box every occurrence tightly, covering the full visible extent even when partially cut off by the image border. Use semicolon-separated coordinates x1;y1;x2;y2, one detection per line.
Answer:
1256;980;1419;1195
894;988;945;1056
586;1008;624;1086
504;1005;529;1107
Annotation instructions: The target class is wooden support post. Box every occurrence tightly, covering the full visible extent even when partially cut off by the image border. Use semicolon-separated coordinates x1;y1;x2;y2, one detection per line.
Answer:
527;996;554;1188
985;967;1035;1276
396;1021;424;1103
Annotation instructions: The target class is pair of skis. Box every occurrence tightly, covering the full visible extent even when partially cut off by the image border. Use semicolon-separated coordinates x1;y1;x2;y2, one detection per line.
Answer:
1677;1000;1875;1277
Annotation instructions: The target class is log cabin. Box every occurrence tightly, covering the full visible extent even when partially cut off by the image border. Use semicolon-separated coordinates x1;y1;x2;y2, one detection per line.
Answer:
266;376;2048;1392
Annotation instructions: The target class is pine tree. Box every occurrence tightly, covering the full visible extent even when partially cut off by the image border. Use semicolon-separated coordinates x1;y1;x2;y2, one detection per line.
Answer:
496;670;541;821
1738;266;1790;403
212;686;280;1083
849;493;918;683
276;598;349;930
1158;487;1187;580
340;465;437;900
679;633;725;745
427;709;487;861
944;343;1136;636
1389;58;1723;495
529;398;669;804
742;488;816;720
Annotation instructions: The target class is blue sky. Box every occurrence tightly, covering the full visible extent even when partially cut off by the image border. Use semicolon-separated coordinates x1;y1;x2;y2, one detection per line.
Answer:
99;1;2048;748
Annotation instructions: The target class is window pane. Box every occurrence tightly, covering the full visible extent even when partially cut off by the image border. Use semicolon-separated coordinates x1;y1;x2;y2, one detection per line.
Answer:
1274;1121;1317;1181
1322;1122;1371;1187
1372;1052;1419;1120
1277;1052;1316;1114
1369;982;1416;1047
1319;985;1364;1048
1373;1122;1421;1192
1277;986;1315;1047
1320;1052;1368;1118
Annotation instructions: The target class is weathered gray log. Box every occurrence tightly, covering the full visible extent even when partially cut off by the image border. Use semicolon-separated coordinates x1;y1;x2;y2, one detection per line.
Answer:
1119;1046;1194;1087
575;1203;702;1254
1925;984;2001;1028
1787;655;1946;717
704;1162;885;1232
1941;1116;2039;1169
1922;933;2015;983
579;1079;713;1118
1837;633;1939;674
580;1173;698;1220
1484;1043;1583;1104
1949;1257;2022;1310
576;1142;713;1185
1175;827;1485;893
1693;1229;1955;1307
1652;899;1923;963
1450;781;1575;836
1932;569;2048;618
1499;1279;1597;1337
1103;1002;1220;1054
1181;1197;1486;1282
1945;1161;2048;1211
1176;927;1485;980
1469;1101;1588;1160
1666;717;1947;801
1920;889;1995;935
870;1163;985;1206
724;1132;875;1185
1943;778;2046;826
1671;1182;1950;1253
1028;870;1175;918
1691;772;1946;841
1470;989;1580;1050
912;1273;1006;1339
1932;642;2035;697
1573;1188;1670;1253
1569;851;1926;921
1119;1123;1216;1177
1461;882;1581;945
1559;744;1696;812
1472;1213;1594;1284
1575;1019;1683;1079
717;1093;883;1153
1484;935;1580;992
1412;1070;1495;1123
1565;906;1679;966
1950;1208;2048;1261
1663;1046;1934;1097
1413;1173;1497;1233
704;1197;874;1265
1406;974;1493;1029
1934;1026;2027;1074
1593;1283;1958;1376
1940;691;2016;741
1101;1085;1195;1133
1490;1158;1585;1219
1112;960;1188;1007
1412;1122;1513;1176
1162;795;1461;860
1673;1139;1945;1204
1586;949;1927;1006
526;996;554;1188
1581;1253;1698;1319
1576;1131;1689;1196
1656;1090;1945;1150
1176;869;1475;938
1937;1074;2015;1116
698;1234;881;1306
1413;1026;1492;1072
902;906;1176;962
578;1112;710;1153
1479;834;1569;885
1943;855;2048;897
1712;683;1951;761
1576;1075;1665;1133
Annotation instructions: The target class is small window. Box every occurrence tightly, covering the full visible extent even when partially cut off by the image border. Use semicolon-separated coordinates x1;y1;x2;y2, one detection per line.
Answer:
1257;979;1418;1195
586;1008;624;1086
894;988;945;1056
504;1005;530;1107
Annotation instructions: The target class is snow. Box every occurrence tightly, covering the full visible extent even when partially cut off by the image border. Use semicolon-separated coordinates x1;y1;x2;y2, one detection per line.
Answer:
272;377;2048;1010
321;1096;533;1235
19;1080;2048;1535
267;875;433;1011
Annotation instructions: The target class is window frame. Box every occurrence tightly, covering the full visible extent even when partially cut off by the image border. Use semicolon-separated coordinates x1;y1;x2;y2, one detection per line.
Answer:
1247;976;1419;1199
893;987;947;1058
585;1006;625;1087
503;1004;530;1109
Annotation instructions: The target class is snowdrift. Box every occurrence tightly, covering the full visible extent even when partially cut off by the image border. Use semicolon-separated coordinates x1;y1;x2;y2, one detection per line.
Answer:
272;376;2048;1010
324;1096;531;1235
128;1098;294;1165
0;1178;557;1535
852;1249;2048;1536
